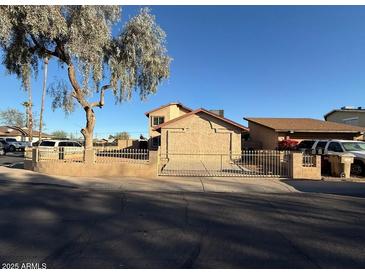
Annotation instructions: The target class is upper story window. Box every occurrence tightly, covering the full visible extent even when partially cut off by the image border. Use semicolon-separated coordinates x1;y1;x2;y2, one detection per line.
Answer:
151;116;165;126
342;117;359;126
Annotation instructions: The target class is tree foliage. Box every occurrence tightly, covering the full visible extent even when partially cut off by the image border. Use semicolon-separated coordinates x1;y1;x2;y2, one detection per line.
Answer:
0;6;171;148
0;108;41;129
0;108;25;127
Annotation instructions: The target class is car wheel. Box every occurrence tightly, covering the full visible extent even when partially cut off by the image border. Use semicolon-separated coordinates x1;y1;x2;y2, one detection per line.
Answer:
351;161;364;176
0;149;4;156
9;145;15;152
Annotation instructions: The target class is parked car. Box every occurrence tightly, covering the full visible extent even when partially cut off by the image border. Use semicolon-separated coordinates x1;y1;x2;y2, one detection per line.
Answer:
0;138;27;152
0;142;6;156
37;140;84;161
296;139;365;176
0;139;10;153
38;140;83;148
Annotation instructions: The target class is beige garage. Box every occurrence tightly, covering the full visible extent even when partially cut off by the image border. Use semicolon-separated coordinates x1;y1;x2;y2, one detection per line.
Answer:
154;108;248;156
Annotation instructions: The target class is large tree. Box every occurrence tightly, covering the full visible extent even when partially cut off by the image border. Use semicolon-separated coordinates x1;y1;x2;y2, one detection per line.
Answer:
0;6;170;149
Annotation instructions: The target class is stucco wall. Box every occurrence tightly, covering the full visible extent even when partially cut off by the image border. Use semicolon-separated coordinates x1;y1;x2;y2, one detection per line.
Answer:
247;122;279;149
160;112;242;155
291;153;321;180
25;151;158;178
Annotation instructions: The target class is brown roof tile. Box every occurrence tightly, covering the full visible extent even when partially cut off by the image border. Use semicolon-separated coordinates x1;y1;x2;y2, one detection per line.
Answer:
154;108;249;132
144;102;193;117
244;118;365;133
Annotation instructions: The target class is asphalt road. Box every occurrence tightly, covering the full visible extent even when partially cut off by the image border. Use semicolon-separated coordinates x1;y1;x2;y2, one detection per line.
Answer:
0;174;365;268
0;152;24;167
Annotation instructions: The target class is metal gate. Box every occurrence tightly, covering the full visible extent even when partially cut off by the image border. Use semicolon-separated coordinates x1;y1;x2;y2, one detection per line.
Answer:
158;150;291;177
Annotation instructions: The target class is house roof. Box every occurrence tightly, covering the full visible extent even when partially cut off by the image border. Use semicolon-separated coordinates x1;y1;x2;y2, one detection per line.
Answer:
324;107;365;120
154;108;249;132
0;126;27;137
244;118;365;133
0;126;53;138
144;102;193;117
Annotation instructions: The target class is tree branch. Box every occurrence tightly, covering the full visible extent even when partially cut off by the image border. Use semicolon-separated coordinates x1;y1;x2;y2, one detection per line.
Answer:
91;84;113;108
29;34;59;59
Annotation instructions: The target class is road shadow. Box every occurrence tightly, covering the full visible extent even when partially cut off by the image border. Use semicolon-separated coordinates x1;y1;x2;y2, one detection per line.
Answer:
0;168;365;268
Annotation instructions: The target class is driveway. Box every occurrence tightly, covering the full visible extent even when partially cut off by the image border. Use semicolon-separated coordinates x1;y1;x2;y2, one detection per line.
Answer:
1;167;365;268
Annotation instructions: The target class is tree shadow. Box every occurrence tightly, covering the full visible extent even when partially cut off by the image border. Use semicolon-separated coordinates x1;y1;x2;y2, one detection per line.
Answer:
0;169;365;268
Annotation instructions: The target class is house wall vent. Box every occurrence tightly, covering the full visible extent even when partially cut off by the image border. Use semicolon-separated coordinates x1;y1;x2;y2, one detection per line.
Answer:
209;109;224;117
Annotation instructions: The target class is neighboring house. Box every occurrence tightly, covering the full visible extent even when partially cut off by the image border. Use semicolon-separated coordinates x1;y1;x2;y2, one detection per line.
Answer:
324;106;365;127
0;125;53;142
145;103;248;155
244;117;365;149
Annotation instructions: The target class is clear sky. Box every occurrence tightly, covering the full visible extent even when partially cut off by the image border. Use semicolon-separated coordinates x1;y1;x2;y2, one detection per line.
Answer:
2;5;365;138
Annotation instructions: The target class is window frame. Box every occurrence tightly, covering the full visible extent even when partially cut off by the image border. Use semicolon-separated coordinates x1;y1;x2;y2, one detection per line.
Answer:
151;116;165;126
327;142;344;153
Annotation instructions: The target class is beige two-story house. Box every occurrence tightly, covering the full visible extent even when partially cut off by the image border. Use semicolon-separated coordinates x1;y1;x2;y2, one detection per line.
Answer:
145;103;248;155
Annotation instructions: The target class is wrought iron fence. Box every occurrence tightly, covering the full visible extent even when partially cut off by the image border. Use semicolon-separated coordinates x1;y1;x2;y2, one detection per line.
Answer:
38;147;84;163
302;153;316;167
158;150;291;177
94;148;149;163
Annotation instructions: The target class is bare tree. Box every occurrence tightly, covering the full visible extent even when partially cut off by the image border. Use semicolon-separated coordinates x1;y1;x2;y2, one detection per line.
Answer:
111;131;130;140
0;6;170;149
0;108;25;127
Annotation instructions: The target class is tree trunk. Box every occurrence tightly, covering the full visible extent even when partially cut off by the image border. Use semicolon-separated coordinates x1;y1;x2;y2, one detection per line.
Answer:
81;106;96;149
38;56;48;143
67;64;96;150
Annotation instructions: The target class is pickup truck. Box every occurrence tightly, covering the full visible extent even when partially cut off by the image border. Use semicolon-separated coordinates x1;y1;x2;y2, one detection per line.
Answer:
297;139;365;176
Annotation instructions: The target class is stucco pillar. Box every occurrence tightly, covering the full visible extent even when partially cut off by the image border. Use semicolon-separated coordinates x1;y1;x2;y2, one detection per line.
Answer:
32;147;39;163
290;152;302;179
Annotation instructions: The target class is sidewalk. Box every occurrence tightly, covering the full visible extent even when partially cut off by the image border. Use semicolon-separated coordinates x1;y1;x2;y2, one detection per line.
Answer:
0;166;296;194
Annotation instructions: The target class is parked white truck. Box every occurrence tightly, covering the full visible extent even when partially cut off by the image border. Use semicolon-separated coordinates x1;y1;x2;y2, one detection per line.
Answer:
297;139;365;176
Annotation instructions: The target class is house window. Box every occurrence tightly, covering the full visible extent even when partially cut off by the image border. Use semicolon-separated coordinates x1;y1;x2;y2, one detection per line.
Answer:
151;116;165;126
342;117;359;126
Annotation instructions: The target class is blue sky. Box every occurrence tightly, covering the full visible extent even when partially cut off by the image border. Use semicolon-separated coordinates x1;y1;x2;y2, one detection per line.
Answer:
2;5;365;138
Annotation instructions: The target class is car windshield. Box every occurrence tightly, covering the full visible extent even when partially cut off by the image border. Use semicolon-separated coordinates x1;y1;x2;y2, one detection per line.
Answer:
342;142;365;151
6;138;17;142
